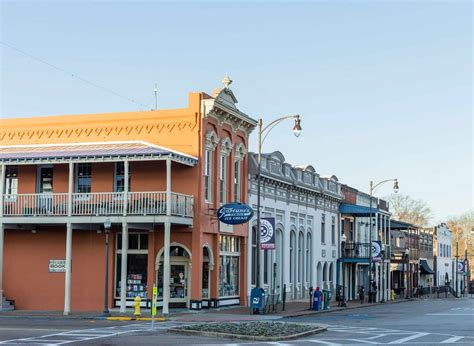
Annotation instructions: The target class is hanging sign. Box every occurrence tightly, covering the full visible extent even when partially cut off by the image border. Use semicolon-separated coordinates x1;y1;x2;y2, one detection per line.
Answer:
260;217;275;250
371;241;382;260
217;202;254;225
457;262;464;273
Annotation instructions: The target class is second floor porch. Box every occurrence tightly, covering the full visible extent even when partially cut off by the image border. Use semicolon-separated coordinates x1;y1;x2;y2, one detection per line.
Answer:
0;141;197;225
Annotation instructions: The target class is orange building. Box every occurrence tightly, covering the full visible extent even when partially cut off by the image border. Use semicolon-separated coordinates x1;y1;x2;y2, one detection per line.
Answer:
0;77;256;313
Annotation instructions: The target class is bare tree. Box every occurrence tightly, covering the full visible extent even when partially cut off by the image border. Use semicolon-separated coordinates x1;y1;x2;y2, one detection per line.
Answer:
388;194;433;227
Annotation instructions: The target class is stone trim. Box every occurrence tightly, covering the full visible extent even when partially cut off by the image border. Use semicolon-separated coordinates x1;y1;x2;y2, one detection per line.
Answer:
205;131;219;151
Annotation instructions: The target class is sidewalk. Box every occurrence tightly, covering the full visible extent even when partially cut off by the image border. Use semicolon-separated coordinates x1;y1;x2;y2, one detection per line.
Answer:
0;298;417;322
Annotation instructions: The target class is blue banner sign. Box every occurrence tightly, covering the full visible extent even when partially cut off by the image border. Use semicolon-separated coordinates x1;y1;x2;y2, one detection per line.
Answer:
217;203;254;225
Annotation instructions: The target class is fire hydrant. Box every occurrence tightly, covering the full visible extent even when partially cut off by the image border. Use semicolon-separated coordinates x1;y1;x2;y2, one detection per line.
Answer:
133;295;141;319
391;289;395;301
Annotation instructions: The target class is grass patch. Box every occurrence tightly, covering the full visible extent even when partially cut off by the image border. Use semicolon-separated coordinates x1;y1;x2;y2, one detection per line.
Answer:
179;321;318;337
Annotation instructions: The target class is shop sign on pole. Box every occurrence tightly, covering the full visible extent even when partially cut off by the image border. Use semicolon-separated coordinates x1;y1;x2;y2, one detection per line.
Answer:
260;217;275;250
371;241;382;261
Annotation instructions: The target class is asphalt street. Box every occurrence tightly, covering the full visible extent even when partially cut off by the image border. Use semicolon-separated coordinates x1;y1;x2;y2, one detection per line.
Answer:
0;297;472;345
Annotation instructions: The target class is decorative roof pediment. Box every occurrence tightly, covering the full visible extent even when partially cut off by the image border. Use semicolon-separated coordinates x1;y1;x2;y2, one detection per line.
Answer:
202;75;257;137
212;87;238;110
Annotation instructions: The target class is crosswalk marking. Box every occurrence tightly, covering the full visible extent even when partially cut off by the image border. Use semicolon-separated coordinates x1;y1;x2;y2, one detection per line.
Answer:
441;336;464;343
388;332;429;344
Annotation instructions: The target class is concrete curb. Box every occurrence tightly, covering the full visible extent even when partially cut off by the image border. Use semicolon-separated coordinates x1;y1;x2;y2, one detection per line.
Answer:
281;298;417;318
167;324;327;341
0;314;166;321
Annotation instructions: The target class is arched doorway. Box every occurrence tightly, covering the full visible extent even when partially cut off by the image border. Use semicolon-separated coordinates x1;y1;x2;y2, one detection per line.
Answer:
316;262;323;289
323;262;328;289
202;245;214;304
156;243;192;308
290;229;296;299
275;228;284;297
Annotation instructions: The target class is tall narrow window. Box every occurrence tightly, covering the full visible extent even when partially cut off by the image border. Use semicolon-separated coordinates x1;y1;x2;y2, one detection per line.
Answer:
204;150;212;202
234;160;241;202
4;166;18;195
321;214;326;244
114;162;131;192
220;155;227;204
331;216;336;245
76;163;92;193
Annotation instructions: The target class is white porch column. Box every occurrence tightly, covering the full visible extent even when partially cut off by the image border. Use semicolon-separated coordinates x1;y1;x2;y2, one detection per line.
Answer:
247;221;253;297
283;215;291;296
68;162;73;216
0;164;5;303
120;222;128;312
123;160;129;216
163;158;172;315
64;222;72;315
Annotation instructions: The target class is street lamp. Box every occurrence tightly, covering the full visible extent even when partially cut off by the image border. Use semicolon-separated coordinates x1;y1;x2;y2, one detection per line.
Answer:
103;217;112;315
404;248;410;299
255;115;302;288
340;233;347;307
368;178;399;303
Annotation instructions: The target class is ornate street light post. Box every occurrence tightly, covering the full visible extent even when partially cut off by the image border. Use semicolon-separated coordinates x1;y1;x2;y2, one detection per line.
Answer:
368;179;399;303
255;115;302;288
103;216;112;315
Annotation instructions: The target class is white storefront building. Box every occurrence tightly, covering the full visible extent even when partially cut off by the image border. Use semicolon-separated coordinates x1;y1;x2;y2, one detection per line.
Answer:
247;151;343;301
434;223;453;287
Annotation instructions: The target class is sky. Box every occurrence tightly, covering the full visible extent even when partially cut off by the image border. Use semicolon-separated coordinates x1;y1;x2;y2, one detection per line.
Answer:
0;1;472;222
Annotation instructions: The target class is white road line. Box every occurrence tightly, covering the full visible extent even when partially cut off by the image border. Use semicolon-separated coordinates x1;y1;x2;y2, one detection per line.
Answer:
347;339;380;344
441;336;464;343
426;313;474;316
306;340;341;345
388;332;429;344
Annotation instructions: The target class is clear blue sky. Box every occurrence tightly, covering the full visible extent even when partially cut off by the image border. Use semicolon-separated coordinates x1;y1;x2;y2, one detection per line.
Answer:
1;1;472;222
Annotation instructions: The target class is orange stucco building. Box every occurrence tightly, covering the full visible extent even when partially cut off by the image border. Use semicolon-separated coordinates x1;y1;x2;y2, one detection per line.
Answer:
0;78;256;313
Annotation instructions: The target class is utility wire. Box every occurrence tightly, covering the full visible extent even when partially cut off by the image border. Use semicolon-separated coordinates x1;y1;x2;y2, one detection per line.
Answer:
1;41;148;108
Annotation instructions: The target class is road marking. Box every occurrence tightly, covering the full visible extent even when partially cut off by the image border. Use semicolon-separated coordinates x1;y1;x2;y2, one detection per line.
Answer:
388;332;429;344
426;313;474;316
441;336;464;343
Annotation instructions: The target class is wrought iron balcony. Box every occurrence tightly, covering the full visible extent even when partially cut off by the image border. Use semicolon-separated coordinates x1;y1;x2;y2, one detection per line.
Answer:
2;192;193;218
342;242;370;259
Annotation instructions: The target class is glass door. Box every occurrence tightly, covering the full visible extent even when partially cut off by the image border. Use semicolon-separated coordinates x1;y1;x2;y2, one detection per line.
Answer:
170;264;187;301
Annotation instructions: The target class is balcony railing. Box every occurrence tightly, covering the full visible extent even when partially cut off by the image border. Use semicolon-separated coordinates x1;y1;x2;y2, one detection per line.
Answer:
342;242;371;259
2;192;193;218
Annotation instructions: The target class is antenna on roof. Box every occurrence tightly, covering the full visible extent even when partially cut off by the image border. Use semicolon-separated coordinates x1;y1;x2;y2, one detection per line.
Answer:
154;83;158;110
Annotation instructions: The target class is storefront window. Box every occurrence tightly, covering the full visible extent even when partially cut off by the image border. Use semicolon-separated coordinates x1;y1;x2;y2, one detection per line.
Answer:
219;235;240;297
115;232;148;299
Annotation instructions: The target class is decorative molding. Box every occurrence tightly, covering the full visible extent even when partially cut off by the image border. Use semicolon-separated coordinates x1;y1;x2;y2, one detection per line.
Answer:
205;130;219;151
0;120;198;145
234;143;247;162
220;137;233;157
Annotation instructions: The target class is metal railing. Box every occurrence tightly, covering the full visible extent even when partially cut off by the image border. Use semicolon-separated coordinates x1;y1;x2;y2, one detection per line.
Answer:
2;192;193;218
342;242;371;259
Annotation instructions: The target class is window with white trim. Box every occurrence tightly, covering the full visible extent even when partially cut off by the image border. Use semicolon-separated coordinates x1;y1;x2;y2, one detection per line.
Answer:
234;160;241;202
4;166;18;195
114;162;131;193
219;235;240;297
204;150;212;202
321;213;326;244
331;216;336;245
76;163;92;193
220;155;227;204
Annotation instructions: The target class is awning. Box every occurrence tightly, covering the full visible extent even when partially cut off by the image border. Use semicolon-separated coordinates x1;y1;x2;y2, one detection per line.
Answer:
0;141;197;166
340;203;379;217
420;259;434;275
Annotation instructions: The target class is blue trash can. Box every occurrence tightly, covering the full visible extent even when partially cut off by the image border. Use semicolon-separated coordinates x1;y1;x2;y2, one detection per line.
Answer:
313;289;322;311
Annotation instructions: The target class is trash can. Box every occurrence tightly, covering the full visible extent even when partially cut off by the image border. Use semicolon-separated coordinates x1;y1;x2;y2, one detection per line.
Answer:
312;288;322;311
250;287;265;314
323;289;331;310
